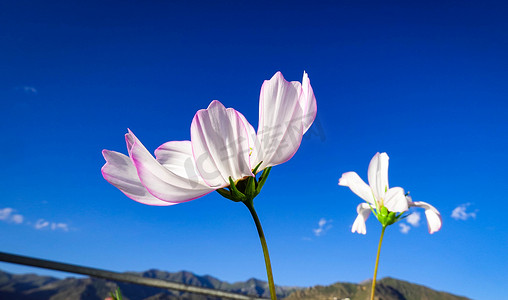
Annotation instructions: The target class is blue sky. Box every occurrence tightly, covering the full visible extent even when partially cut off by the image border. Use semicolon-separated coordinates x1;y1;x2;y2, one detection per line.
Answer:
1;1;507;299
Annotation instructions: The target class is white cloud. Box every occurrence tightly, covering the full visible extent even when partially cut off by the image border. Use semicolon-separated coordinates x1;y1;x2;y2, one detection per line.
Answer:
0;207;24;224
51;223;69;232
451;203;477;220
35;219;69;231
313;218;333;237
399;223;411;234
0;207;70;231
407;212;421;226
16;86;38;95
11;214;24;224
35;219;49;229
0;208;14;220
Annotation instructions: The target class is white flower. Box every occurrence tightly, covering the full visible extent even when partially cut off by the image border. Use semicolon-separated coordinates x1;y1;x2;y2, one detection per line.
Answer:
339;152;442;234
339;152;408;234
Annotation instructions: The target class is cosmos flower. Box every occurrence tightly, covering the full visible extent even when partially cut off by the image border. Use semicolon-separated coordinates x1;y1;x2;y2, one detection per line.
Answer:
339;152;441;234
102;71;317;205
339;152;408;234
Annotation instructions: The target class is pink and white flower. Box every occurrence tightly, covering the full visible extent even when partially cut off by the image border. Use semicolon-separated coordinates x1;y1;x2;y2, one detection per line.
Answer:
102;72;317;206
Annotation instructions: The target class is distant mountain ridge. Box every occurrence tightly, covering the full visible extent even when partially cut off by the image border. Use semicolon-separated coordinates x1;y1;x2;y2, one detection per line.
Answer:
286;277;471;300
0;269;470;300
0;269;297;299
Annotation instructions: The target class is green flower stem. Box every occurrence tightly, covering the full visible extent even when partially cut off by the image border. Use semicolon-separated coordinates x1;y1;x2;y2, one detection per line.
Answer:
243;199;277;300
371;225;387;300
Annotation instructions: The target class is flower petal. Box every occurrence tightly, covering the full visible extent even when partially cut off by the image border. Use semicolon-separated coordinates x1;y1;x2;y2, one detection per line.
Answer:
384;187;409;213
101;150;174;206
300;71;317;134
338;172;375;204
236;110;259;173
368;152;390;201
352;203;371;234
128;130;215;202
411;201;442;234
190;100;253;188
255;72;307;170
154;140;210;188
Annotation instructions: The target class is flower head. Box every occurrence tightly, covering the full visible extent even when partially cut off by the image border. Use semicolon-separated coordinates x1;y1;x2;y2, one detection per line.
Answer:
102;71;317;205
339;152;408;233
339;153;441;234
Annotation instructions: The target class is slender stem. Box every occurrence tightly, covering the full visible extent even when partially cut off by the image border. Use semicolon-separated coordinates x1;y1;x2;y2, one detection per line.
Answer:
244;200;277;300
371;225;386;300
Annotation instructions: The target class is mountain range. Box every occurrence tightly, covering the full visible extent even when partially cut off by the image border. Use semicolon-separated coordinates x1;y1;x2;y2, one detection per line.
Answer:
0;269;470;300
285;277;471;300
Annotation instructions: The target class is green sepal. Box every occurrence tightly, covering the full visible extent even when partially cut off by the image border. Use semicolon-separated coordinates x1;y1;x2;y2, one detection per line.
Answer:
110;288;123;300
216;188;236;201
397;212;410;221
386;211;397;226
244;176;257;199
256;167;271;194
380;206;389;218
376;203;408;227
229;177;247;202
215;165;271;203
377;205;401;226
116;288;123;300
252;161;263;174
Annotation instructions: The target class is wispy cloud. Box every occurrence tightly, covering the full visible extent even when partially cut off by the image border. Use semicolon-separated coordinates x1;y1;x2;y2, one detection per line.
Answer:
35;219;69;232
0;207;24;224
313;218;333;237
407;212;421;227
51;222;69;231
35;219;50;229
452;203;477;220
15;86;38;95
1;207;69;231
399;223;411;234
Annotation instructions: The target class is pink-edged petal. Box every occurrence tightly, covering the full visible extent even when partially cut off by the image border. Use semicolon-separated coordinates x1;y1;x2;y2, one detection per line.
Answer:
154;140;210;188
384;187;409;213
127;130;215;202
411;201;442;234
339;172;375;205
190;100;253;188
236;110;259;172
101;150;174;206
300;71;317;134
255;72;305;170
352;203;371;234
368;152;390;201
